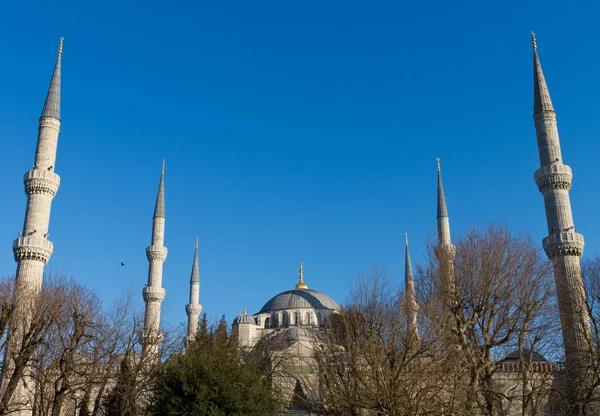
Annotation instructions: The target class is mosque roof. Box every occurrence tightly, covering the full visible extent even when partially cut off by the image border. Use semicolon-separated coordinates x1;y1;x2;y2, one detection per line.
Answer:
503;349;547;362
258;289;340;314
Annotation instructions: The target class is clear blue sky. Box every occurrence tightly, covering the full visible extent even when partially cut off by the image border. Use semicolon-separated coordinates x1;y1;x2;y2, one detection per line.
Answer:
1;0;600;328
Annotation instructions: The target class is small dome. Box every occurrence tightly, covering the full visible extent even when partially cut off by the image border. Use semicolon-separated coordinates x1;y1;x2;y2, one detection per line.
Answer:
259;289;340;313
233;311;255;325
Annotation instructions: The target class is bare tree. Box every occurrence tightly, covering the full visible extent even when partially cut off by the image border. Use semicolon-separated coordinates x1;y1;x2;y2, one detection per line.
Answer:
314;268;452;416
417;223;557;416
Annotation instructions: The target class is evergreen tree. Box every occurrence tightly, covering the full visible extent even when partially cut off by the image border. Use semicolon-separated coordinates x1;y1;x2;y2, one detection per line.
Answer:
148;321;279;416
199;312;208;339
104;353;138;416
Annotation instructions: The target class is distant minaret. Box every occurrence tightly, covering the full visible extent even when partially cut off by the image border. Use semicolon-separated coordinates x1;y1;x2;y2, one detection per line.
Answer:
434;159;456;304
531;33;591;385
142;161;168;356
13;37;63;294
185;237;202;344
404;234;419;341
2;38;64;413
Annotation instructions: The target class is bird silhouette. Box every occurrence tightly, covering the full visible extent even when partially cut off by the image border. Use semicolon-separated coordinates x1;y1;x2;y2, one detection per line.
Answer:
121;262;126;266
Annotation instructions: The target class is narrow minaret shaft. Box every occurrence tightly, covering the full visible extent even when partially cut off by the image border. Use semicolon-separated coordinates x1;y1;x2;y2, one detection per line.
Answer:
13;39;63;293
2;38;63;413
531;34;591;382
434;159;456;303
142;162;167;355
185;237;202;343
404;234;419;340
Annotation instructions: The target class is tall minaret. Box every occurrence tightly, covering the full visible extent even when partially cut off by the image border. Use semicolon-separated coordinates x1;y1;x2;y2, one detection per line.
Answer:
185;237;202;344
2;38;63;414
404;234;419;341
434;159;456;304
531;33;591;386
13;38;63;295
142;161;168;356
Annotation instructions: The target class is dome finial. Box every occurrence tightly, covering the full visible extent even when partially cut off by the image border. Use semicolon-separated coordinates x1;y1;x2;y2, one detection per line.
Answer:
243;305;247;314
295;261;308;289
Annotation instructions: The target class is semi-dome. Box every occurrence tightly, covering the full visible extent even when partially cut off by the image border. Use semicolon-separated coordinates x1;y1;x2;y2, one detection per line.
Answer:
259;289;340;313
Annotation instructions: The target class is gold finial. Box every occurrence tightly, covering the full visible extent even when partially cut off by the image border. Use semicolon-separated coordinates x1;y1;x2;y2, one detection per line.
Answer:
161;159;165;174
531;31;537;51
58;37;64;55
195;236;198;249
295;261;308;289
243;306;247;314
436;158;441;172
405;233;408;246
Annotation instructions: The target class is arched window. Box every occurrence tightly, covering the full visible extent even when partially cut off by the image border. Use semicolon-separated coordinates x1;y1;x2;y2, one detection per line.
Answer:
264;317;270;328
294;311;300;326
283;311;289;327
306;312;312;326
316;312;321;327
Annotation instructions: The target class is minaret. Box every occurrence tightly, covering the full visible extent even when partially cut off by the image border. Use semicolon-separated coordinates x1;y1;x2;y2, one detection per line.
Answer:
2;38;64;413
13;38;63;295
434;159;456;304
185;237;202;344
142;161;168;356
404;234;419;341
531;33;591;386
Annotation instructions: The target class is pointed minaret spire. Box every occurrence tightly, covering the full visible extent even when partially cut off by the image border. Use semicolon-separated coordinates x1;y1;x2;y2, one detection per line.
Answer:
4;38;65;412
154;160;166;218
40;37;63;120
404;234;419;341
531;34;592;396
436;158;451;246
532;32;555;117
295;261;308;289
434;159;457;321
185;237;202;345
142;162;168;356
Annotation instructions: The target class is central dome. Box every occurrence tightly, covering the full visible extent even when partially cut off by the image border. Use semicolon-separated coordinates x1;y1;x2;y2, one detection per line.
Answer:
259;289;340;314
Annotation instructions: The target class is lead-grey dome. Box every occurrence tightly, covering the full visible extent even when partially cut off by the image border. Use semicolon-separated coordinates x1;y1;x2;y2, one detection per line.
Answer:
259;289;340;313
233;313;255;325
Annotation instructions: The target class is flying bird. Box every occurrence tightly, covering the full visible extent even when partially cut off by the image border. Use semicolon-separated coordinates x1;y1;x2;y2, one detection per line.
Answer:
121;262;126;266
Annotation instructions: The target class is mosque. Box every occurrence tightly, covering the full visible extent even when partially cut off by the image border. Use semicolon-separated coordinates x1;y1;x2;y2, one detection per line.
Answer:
1;32;594;415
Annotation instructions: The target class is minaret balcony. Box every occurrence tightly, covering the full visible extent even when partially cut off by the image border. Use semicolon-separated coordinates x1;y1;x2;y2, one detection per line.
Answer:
186;304;202;315
142;286;166;302
543;231;584;258
146;245;168;262
13;237;54;264
534;164;572;193
24;169;60;196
